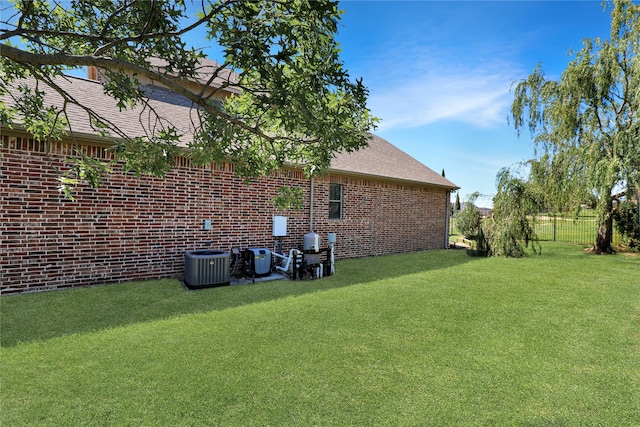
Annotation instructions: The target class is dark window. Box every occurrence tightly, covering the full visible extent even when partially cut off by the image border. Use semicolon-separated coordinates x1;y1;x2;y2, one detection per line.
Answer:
329;183;342;219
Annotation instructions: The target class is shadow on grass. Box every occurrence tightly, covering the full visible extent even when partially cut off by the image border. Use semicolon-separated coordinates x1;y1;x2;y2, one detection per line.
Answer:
1;249;476;347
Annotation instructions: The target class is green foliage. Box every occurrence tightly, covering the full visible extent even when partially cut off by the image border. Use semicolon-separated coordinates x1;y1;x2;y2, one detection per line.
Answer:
510;0;640;253
271;186;304;210
109;131;180;179
455;194;482;240
454;192;461;211
58;153;112;201
482;168;542;258
465;227;492;257
14;82;69;141
612;199;640;251
0;0;377;197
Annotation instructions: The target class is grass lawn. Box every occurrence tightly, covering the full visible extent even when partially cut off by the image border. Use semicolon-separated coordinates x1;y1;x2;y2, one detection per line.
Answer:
2;243;639;426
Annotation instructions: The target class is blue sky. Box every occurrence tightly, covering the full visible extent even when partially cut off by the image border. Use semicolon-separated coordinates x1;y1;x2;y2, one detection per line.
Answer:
183;0;615;207
332;0;614;206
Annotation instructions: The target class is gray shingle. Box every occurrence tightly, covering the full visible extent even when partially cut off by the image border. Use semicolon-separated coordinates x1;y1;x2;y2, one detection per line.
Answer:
331;134;458;189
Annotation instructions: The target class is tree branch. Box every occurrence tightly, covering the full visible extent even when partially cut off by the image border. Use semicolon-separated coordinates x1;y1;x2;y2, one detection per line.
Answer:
93;1;237;56
1;44;276;144
99;0;136;41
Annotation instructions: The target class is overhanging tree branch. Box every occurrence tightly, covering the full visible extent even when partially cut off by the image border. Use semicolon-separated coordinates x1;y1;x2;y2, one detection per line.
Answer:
1;0;377;200
1;44;278;142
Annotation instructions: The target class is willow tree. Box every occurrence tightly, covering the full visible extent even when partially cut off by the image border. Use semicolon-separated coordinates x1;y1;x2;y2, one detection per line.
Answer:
511;0;640;254
483;167;543;257
0;0;376;199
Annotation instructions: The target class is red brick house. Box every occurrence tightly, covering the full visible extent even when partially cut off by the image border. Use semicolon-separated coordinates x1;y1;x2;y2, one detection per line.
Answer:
0;63;458;294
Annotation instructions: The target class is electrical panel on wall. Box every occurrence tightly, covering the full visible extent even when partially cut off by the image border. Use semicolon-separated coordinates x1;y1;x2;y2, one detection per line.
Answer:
272;216;287;237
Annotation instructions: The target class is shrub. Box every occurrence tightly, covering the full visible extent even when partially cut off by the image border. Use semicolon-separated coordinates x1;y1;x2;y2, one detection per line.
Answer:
613;200;640;251
456;198;482;240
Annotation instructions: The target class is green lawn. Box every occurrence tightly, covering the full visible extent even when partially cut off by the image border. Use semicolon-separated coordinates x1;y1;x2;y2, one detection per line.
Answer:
2;243;639;426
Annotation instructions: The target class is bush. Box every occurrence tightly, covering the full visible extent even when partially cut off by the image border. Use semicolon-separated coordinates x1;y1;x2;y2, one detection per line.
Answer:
456;202;482;240
466;227;491;257
613;200;640;251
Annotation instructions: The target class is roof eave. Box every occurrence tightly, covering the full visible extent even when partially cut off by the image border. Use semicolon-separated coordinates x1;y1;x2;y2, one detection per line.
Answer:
3;125;459;190
328;167;460;190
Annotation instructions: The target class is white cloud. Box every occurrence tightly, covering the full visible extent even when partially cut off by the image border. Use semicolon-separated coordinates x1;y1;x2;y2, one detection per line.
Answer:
368;62;517;131
354;26;524;132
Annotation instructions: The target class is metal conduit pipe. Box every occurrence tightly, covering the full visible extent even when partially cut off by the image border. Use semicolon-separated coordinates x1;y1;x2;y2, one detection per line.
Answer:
444;190;451;249
309;176;314;232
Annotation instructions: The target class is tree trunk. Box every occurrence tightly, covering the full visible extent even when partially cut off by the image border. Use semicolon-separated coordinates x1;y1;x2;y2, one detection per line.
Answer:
594;219;614;253
594;196;615;254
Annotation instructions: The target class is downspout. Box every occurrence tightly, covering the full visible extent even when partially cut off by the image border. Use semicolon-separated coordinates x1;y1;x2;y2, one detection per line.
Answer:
309;176;314;232
444;190;451;249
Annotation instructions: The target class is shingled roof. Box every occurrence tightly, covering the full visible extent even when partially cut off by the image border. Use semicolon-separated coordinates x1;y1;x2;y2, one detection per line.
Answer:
2;74;458;190
146;57;241;94
3;75;200;143
331;134;457;189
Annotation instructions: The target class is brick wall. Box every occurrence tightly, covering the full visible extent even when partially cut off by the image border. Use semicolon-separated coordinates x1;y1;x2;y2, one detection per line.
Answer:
312;175;448;257
1;134;449;294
